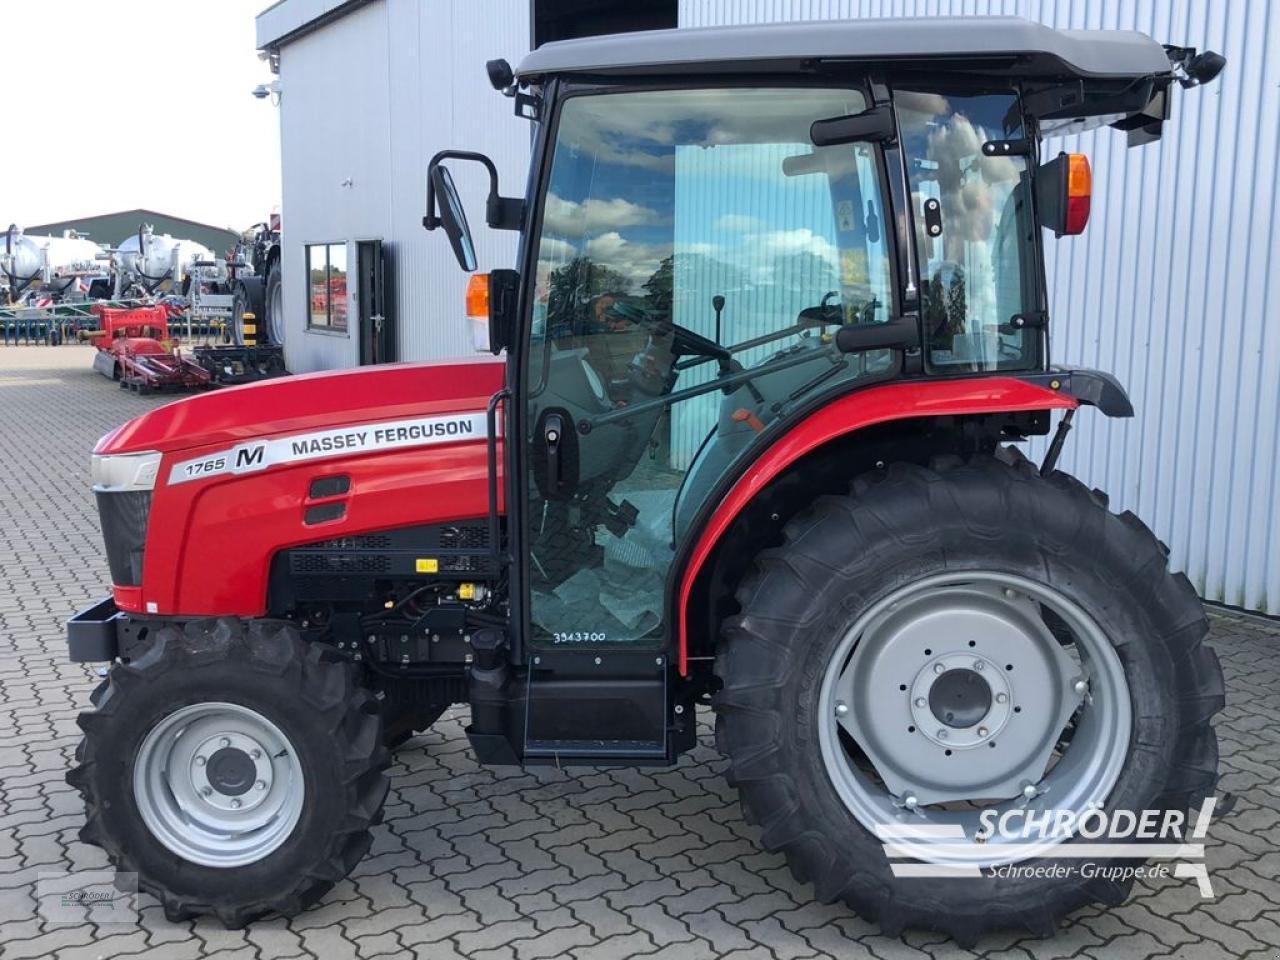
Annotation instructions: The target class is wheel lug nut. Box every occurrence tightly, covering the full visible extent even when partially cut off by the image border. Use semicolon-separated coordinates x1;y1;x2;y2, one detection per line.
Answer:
201;786;213;797
933;663;946;675
231;799;242;809
996;692;1008;704
973;660;984;671
220;737;231;747
251;749;262;759
194;755;207;766
834;701;849;717
914;697;926;708
903;795;918;809
937;729;948;740
978;726;989;737
256;780;267;791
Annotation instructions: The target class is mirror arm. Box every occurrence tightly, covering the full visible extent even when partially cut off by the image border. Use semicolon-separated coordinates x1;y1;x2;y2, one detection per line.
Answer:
424;150;524;232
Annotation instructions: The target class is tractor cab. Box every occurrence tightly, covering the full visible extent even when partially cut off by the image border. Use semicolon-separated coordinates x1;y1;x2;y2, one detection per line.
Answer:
424;17;1221;757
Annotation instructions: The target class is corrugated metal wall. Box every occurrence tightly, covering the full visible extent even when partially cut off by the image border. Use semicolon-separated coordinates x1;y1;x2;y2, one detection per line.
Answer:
681;0;1280;615
276;0;529;372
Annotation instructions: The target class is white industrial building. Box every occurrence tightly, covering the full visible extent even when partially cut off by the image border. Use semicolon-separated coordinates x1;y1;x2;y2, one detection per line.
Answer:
255;0;1279;616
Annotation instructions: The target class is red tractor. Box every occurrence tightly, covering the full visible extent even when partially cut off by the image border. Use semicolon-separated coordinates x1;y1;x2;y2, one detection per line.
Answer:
67;18;1226;942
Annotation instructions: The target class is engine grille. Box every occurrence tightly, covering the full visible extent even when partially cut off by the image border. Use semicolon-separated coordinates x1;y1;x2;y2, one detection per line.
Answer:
95;490;151;586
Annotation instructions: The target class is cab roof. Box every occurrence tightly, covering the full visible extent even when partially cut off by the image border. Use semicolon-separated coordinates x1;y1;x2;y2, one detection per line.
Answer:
515;16;1173;83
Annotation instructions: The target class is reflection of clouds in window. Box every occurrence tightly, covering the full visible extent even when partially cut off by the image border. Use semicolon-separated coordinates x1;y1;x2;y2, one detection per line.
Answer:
900;92;1021;251
561;89;866;172
542;194;665;238
583;232;673;288
925;114;1021;246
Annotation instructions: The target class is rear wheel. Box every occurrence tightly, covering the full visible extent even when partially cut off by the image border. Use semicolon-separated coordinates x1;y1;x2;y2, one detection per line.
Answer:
715;452;1222;944
68;619;388;926
231;279;265;345
263;262;283;346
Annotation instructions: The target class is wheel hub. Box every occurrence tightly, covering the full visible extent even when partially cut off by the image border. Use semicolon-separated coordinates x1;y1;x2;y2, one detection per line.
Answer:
133;702;304;867
830;580;1090;805
927;665;994;727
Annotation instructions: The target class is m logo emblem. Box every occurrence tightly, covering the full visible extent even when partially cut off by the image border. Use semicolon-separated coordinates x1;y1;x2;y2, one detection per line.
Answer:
234;445;266;470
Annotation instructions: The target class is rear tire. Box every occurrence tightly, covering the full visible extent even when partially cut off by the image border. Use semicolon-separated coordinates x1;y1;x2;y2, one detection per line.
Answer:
68;619;389;926
714;452;1223;944
231;279;265;346
263;262;283;346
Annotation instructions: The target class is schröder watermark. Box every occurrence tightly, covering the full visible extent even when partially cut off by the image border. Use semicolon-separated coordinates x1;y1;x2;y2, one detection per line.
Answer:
877;797;1219;897
37;870;138;925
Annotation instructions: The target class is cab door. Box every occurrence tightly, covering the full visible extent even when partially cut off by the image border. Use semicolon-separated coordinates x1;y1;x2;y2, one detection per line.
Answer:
518;85;896;755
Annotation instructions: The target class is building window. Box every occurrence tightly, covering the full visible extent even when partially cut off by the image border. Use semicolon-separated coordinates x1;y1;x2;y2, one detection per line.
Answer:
306;243;348;331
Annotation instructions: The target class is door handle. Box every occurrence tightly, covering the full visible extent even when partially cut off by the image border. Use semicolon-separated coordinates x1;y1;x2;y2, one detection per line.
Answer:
544;413;563;490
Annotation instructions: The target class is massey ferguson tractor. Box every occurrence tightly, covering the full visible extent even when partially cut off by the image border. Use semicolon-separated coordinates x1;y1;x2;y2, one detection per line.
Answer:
66;18;1226;942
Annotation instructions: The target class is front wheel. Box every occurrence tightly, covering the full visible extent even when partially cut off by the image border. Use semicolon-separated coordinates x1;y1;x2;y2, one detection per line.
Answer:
715;452;1223;944
68;620;388;926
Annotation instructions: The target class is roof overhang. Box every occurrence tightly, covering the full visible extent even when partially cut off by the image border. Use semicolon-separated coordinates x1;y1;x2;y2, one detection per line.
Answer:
256;0;374;51
515;16;1174;82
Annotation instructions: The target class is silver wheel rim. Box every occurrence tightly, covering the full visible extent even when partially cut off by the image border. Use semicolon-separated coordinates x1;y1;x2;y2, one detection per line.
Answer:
133;702;305;868
268;279;283;345
818;572;1130;868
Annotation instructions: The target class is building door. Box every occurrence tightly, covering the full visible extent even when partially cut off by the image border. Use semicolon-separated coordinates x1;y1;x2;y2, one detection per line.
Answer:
356;240;393;364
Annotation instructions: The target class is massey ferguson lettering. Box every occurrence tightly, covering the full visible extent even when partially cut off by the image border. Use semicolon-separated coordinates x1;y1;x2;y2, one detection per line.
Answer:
373;421;474;444
167;412;487;485
292;432;369;456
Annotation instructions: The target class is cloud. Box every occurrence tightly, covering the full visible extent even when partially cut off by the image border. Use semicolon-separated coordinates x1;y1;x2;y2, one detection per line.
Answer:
920;113;1022;246
748;228;840;268
578;231;671;289
536;237;578;262
542;194;664;239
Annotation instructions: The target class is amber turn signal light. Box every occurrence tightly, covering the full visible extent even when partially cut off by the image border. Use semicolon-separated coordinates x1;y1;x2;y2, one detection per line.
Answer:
466;273;490;319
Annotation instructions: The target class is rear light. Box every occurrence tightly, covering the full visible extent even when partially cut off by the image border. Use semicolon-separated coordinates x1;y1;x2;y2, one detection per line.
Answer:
1063;153;1091;235
466;273;490;352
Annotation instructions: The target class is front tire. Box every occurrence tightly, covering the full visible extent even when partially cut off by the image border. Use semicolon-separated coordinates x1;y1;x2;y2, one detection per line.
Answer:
68;619;389;926
714;452;1223;944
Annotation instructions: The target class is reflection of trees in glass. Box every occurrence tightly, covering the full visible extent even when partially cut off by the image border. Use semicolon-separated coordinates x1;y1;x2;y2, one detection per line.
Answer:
546;257;630;336
643;256;672;317
923;265;968;342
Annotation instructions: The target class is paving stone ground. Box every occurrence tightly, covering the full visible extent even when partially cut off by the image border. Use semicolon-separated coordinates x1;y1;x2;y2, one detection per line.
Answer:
1;345;1276;960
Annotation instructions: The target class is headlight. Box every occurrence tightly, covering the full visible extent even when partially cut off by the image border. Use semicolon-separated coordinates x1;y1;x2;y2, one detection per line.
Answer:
91;451;161;492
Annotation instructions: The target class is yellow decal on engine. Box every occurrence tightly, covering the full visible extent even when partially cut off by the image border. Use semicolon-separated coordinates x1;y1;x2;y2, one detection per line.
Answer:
415;558;439;573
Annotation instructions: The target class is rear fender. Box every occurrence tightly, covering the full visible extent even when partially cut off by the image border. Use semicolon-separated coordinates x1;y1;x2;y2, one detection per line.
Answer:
674;376;1080;674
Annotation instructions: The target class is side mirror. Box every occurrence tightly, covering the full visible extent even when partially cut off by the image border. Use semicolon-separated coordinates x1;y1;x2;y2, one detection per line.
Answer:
810;104;895;147
429;165;477;272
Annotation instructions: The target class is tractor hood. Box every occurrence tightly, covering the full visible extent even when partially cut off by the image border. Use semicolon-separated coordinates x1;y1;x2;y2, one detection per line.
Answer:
97;357;505;456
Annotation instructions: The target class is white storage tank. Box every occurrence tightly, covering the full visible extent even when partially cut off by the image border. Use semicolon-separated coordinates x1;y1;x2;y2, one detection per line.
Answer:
2;225;105;297
113;226;216;295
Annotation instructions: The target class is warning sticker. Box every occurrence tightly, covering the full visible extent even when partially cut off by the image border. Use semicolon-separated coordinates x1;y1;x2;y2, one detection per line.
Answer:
166;411;488;486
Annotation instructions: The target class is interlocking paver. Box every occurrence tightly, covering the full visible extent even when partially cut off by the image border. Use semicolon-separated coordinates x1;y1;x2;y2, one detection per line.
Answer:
1;344;1278;960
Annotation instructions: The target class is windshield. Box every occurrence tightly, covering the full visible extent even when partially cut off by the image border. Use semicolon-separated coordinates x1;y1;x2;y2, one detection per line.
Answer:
896;89;1039;372
524;86;895;647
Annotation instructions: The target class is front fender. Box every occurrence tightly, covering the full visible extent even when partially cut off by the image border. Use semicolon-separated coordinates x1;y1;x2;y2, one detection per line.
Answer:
674;376;1079;674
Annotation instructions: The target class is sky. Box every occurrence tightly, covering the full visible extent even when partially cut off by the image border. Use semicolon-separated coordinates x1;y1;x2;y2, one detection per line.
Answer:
3;0;281;233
